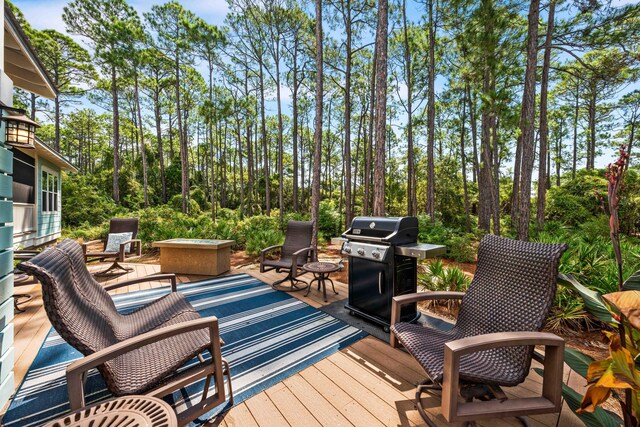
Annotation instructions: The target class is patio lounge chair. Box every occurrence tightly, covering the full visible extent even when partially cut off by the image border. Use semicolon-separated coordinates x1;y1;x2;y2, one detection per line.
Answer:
18;239;233;425
390;234;567;427
259;220;315;291
82;218;142;276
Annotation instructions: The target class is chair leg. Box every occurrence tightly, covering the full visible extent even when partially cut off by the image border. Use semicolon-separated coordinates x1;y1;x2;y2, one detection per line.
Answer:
271;270;306;292
414;379;442;427
222;358;234;406
93;261;134;277
202;374;212;400
14;294;32;312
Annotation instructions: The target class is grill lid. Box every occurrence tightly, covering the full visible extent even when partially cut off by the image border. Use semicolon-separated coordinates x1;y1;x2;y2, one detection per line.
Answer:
342;216;418;245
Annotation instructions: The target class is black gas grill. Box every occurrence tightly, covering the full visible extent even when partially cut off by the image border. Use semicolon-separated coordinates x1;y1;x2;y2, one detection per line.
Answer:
341;216;446;329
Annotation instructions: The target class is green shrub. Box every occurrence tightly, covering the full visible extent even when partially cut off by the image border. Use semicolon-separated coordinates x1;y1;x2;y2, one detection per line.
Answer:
446;234;477;263
318;200;341;238
579;217;611;240
418;216;478;262
169;194;201;215
238;215;281;247
62;173;119;227
63;222;109;241
245;228;284;256
217;208;238;221
190;187;211;212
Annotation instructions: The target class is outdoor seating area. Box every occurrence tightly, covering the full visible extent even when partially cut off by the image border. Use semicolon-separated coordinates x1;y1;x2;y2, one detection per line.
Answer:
2;237;586;427
2;0;639;425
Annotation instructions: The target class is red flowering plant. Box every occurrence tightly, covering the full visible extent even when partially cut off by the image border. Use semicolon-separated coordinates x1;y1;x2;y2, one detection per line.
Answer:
555;145;640;427
605;146;630;290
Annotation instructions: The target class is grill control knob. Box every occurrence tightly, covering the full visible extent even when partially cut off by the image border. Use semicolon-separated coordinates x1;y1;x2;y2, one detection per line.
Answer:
357;248;365;256
343;244;351;254
372;250;381;259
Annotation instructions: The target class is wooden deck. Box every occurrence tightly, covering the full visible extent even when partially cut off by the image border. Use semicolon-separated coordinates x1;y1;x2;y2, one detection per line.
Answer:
7;262;583;427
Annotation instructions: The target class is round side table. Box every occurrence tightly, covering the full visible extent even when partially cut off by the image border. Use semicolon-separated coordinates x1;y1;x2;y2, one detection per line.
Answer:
43;395;177;427
303;262;340;302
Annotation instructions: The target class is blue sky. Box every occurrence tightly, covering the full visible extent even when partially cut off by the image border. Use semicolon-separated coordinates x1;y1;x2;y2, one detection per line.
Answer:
12;0;640;171
12;0;230;31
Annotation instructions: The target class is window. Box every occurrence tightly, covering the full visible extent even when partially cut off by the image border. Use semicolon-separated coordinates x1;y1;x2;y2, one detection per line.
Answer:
12;150;35;204
41;169;59;213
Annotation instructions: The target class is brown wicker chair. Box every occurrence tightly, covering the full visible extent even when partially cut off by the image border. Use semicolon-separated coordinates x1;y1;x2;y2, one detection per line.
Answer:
259;220;315;291
82;218;142;276
18;239;233;425
390;234;567;427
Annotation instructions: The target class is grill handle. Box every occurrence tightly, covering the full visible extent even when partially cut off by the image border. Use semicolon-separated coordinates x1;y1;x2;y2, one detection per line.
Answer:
378;272;384;294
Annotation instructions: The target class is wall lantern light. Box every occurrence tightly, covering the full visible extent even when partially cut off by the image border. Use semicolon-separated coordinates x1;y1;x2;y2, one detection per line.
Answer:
0;105;39;149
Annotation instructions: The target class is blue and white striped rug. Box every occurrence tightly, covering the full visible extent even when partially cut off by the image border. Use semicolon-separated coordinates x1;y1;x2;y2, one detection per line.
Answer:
2;273;368;426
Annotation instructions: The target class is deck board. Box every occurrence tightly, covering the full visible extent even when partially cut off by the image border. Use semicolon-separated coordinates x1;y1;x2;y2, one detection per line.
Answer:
3;261;582;427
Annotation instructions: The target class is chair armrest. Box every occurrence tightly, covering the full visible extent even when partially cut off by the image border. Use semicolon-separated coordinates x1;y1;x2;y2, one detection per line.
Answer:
291;246;313;278
441;331;564;421
66;316;221;410
82;240;104;255
445;331;564;355
390;291;465;347
119;239;142;259
103;273;177;293
259;245;283;262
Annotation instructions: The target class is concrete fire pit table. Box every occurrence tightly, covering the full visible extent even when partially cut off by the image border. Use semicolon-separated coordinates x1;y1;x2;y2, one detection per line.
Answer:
152;238;235;276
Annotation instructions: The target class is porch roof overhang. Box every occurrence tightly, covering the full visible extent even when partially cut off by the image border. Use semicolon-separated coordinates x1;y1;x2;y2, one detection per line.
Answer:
4;4;57;100
16;139;78;173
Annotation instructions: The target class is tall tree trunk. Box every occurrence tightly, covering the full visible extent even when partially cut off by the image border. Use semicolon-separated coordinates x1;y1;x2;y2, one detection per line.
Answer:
461;90;471;232
515;0;541;241
111;65;120;204
275;57;284;223
468;84;478;185
344;2;353;226
556;118;562;185
174;53;188;214
237;118;245;217
311;0;323;249
246;73;254;216
492;113;500;236
572;85;579;178
372;0;388;216
477;0;494;233
354;106;364;214
626;120;636;172
134;72;149;207
403;0;416;216
292;46;300;213
587;90;596;170
259;61;270;215
536;1;555;231
30;93;36;121
54;95;61;151
364;44;376;215
154;92;167;203
425;0;436;221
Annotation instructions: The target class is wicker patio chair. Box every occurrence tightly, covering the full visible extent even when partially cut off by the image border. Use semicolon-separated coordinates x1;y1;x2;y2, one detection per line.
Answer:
82;218;142;276
18;239;233;426
390;234;568;427
259;220;315;291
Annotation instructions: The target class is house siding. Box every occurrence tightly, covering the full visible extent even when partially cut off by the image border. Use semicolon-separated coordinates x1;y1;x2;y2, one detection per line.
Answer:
0;91;14;408
37;157;61;243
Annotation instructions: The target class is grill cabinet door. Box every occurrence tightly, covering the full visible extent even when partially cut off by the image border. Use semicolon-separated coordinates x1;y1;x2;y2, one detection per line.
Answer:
348;257;391;323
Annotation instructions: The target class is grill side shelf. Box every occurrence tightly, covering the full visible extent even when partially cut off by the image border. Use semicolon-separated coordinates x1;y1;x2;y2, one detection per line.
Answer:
394;243;446;259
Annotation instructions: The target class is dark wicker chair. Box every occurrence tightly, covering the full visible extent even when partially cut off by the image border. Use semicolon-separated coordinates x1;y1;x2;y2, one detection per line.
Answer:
390;234;568;427
259;220;315;291
18;239;233;425
82;218;142;276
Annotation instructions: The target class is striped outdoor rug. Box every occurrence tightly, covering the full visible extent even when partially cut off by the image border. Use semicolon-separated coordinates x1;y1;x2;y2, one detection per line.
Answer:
2;273;367;426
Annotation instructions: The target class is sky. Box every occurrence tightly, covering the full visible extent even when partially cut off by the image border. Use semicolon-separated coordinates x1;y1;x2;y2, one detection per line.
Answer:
11;0;640;172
